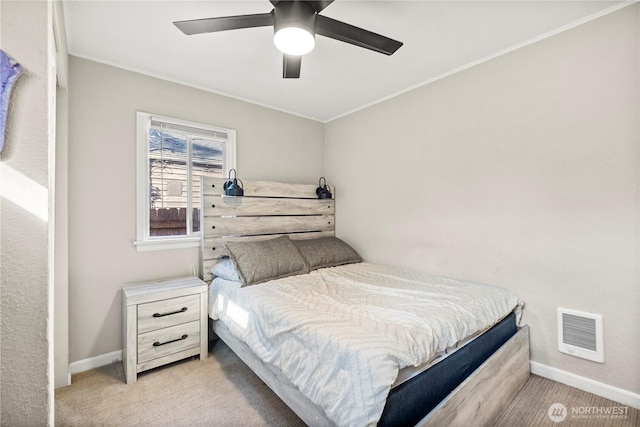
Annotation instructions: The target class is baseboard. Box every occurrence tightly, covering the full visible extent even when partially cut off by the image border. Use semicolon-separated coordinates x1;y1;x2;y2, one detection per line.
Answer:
531;361;640;410
69;350;122;375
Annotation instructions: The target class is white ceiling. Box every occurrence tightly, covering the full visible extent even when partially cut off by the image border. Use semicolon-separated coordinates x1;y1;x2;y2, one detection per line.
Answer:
63;1;624;122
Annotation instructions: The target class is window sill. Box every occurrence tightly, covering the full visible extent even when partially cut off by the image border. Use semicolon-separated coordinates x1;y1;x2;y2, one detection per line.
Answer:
134;237;200;252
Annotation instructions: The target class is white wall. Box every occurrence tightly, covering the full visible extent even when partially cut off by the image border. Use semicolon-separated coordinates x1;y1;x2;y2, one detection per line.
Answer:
54;0;71;389
325;5;639;394
67;56;325;362
0;1;56;424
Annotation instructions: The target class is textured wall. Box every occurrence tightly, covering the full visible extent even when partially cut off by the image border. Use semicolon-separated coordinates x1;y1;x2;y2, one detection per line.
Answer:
67;56;324;362
325;5;639;393
1;1;55;425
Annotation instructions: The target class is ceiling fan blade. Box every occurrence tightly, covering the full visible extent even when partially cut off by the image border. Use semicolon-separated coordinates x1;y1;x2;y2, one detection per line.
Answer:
283;55;302;79
316;15;403;55
174;12;273;35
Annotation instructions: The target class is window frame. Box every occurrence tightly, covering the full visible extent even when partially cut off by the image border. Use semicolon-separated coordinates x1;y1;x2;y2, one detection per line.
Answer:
134;112;236;252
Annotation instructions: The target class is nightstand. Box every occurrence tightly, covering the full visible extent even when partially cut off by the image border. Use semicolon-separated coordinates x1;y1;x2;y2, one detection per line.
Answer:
122;276;208;384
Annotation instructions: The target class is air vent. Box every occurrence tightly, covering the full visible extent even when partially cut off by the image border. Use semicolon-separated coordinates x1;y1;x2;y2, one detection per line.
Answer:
558;308;604;363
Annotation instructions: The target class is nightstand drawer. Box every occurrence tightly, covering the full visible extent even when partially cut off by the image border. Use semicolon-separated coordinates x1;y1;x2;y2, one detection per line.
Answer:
137;320;200;363
137;294;200;334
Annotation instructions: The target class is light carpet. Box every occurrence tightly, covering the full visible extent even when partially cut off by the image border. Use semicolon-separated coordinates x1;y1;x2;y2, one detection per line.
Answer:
56;340;638;426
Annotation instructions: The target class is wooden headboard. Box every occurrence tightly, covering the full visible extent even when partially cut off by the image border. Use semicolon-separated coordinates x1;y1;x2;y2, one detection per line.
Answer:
200;177;335;282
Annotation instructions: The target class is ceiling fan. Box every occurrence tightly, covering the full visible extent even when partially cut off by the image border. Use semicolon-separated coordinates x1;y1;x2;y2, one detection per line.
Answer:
173;0;403;79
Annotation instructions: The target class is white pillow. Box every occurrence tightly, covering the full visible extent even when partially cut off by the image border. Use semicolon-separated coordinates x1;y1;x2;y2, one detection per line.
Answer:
211;257;241;282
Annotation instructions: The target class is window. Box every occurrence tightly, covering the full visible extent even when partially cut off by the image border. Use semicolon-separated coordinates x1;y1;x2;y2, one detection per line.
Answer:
135;112;236;251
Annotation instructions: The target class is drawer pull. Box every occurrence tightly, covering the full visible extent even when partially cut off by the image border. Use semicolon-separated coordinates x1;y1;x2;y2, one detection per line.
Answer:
153;334;188;347
152;307;188;318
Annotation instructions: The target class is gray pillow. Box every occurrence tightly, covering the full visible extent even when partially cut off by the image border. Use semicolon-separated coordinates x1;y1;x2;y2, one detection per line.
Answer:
293;236;362;270
225;235;310;287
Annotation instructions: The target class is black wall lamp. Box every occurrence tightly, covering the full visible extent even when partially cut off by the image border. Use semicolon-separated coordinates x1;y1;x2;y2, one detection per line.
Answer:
316;177;332;199
223;168;244;196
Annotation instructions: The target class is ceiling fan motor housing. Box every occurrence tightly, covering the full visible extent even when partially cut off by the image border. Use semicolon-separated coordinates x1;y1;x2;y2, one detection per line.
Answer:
274;2;317;37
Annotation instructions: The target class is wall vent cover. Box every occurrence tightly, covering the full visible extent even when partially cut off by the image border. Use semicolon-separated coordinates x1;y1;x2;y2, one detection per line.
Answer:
557;307;604;363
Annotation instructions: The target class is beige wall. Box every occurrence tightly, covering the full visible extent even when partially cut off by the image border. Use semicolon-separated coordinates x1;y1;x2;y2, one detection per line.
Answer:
67;56;324;362
1;1;56;425
325;5;639;393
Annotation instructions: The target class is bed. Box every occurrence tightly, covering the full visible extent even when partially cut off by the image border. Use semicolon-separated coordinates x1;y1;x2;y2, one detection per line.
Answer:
200;177;530;426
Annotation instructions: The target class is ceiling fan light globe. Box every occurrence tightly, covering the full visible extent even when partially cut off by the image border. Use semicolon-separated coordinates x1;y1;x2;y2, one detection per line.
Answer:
274;27;315;56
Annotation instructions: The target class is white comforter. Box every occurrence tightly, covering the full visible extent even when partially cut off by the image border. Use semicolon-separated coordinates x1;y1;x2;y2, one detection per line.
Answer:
210;262;520;427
